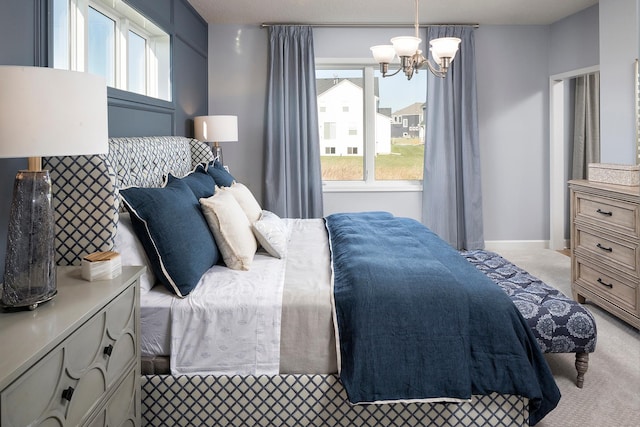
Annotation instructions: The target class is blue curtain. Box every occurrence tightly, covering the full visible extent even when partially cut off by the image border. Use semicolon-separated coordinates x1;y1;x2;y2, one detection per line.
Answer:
422;26;484;250
265;26;324;219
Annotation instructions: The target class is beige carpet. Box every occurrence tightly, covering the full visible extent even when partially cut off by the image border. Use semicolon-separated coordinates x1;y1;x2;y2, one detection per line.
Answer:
496;248;640;427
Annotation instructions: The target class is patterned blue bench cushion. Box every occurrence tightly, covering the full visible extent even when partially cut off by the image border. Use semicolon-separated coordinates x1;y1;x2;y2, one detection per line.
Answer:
461;250;597;354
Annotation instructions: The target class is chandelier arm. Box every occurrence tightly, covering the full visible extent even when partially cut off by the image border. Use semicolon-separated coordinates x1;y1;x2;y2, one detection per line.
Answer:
382;67;404;78
424;59;447;78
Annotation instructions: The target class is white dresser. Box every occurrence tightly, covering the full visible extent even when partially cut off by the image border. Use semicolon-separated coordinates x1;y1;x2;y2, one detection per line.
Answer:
0;266;144;426
570;179;640;329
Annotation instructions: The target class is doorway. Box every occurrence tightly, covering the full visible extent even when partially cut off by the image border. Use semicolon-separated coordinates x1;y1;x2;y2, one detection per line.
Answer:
549;65;600;251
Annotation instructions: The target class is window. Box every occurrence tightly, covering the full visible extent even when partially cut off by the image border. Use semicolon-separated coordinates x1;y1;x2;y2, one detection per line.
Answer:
87;7;115;86
325;147;336;154
323;122;337;140
316;66;426;184
53;0;171;101
128;30;146;95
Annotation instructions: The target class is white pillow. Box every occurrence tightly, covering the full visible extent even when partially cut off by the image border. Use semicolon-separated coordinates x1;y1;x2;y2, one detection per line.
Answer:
200;192;258;270
217;182;262;223
252;210;288;259
113;212;157;292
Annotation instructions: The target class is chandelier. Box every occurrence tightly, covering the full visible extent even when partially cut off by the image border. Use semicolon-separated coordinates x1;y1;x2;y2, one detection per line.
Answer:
370;0;461;80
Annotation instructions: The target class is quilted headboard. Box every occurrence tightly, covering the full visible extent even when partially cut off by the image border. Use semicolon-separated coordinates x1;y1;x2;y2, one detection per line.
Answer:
43;136;214;266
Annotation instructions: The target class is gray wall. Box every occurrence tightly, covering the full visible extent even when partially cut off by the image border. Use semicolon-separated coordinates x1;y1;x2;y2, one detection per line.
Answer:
0;0;208;278
599;0;639;163
207;6;610;246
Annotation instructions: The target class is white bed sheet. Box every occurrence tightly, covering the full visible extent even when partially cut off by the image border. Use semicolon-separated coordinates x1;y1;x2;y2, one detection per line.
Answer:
139;218;337;375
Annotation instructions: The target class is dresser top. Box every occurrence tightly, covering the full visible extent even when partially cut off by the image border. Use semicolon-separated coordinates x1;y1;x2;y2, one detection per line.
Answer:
569;179;640;200
0;266;144;389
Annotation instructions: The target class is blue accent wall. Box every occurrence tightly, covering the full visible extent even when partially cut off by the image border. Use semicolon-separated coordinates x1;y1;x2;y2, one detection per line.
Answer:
0;0;208;278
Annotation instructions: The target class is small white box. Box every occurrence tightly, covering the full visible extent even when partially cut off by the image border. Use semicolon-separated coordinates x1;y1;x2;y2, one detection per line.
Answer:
588;163;640;186
82;251;122;281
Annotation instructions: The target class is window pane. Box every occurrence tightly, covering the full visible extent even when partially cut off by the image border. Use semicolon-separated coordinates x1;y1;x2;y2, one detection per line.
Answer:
316;69;364;181
374;69;426;180
53;0;69;70
128;30;146;95
88;7;115;86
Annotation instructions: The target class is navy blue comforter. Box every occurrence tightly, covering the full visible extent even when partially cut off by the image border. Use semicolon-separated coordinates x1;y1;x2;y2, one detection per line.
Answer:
325;212;560;425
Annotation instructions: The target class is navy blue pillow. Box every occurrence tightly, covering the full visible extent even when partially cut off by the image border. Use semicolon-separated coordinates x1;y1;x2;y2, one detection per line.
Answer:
120;179;219;297
166;164;216;199
206;160;236;187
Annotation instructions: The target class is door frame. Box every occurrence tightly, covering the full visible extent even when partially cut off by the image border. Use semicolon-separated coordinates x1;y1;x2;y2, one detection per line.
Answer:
549;65;599;250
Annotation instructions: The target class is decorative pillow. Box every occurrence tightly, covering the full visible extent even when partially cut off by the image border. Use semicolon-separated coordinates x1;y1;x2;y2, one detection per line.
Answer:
199;192;257;270
205;160;236;187
120;179;219;297
113;212;156;292
217;182;262;223
252;210;288;259
166;164;216;199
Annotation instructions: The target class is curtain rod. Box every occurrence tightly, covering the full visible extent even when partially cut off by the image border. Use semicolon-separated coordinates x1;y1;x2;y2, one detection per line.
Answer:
260;23;479;29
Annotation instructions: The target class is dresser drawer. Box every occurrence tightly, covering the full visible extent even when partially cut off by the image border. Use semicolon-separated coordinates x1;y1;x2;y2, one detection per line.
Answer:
575;228;638;275
0;286;137;427
86;368;138;427
575;192;639;236
575;259;638;314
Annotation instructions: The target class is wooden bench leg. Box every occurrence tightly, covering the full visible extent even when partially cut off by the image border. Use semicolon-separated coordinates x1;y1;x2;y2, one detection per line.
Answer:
575;352;589;388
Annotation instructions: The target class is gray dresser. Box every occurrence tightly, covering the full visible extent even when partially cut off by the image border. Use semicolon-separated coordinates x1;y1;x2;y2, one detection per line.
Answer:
0;266;144;426
570;179;640;329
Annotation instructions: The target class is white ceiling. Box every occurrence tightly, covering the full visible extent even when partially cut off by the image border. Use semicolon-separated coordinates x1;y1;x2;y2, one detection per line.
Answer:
186;0;598;26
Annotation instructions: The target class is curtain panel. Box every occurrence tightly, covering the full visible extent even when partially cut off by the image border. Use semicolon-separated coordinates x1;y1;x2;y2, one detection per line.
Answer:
264;26;324;219
422;26;484;250
571;73;600;180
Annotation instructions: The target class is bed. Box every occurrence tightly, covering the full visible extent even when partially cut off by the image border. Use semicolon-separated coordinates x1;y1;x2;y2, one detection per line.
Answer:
43;136;560;426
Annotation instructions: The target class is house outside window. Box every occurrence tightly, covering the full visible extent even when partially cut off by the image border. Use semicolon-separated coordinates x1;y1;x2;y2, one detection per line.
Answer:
52;0;171;101
316;65;426;186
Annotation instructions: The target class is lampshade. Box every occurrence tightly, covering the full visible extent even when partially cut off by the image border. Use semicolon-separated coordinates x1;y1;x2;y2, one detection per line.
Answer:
194;115;238;143
0;66;108;158
429;37;462;62
390;36;422;57
0;66;108;310
370;45;397;64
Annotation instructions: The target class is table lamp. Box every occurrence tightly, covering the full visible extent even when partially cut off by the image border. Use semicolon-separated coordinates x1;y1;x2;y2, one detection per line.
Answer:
0;66;108;310
194;115;238;165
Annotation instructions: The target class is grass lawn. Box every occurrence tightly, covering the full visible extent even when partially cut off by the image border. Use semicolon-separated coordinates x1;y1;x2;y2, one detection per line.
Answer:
321;142;424;181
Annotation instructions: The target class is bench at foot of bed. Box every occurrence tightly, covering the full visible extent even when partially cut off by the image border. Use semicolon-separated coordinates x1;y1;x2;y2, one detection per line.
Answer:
462;250;597;388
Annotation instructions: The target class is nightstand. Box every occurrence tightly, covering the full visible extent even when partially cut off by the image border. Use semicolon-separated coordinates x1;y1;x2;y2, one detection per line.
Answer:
0;265;144;426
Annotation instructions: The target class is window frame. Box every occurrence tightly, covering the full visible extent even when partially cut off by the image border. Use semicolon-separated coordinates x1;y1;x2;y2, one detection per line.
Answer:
53;0;171;102
316;59;423;193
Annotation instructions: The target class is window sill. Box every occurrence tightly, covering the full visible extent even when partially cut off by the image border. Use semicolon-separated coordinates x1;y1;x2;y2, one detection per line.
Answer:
322;181;423;193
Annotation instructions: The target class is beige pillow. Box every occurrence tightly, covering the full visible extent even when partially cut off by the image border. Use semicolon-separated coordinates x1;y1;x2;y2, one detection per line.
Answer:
217;182;262;224
199;192;257;270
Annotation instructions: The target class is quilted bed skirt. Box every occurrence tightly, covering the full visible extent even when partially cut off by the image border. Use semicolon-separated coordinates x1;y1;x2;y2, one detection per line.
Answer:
141;374;529;426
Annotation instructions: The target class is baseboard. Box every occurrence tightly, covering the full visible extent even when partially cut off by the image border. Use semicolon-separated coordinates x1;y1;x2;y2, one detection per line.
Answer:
484;240;550;252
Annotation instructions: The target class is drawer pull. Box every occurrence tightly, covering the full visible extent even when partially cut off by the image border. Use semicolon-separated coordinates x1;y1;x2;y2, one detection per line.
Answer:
103;344;114;357
62;386;75;402
596;208;613;216
597;278;614;289
596;243;613;253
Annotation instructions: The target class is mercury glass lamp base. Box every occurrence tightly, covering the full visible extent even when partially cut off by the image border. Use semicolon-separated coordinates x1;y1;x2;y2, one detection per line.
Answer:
1;170;57;311
208;143;224;165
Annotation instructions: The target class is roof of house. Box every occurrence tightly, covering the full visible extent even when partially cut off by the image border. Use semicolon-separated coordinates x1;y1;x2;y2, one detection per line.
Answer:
393;102;425;116
316;77;379;97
